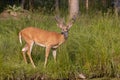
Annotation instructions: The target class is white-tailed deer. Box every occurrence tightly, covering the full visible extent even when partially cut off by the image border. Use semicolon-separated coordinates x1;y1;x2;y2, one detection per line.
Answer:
19;16;76;68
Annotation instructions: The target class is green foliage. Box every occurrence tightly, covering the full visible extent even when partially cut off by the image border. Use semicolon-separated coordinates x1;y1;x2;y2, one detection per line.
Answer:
6;5;22;12
0;14;120;79
4;5;23;17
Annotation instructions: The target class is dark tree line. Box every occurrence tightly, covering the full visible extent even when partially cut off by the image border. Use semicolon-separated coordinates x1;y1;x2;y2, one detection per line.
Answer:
0;0;120;15
0;0;34;11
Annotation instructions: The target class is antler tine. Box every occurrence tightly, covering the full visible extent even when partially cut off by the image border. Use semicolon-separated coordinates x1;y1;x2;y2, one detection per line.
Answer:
67;15;76;29
55;15;65;24
55;16;60;23
71;15;76;23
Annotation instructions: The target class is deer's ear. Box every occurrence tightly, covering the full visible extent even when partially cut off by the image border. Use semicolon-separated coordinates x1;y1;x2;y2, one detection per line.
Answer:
56;23;63;29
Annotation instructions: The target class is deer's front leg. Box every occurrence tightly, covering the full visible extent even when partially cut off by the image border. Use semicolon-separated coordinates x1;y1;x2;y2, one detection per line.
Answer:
27;42;36;68
52;48;57;63
44;46;51;67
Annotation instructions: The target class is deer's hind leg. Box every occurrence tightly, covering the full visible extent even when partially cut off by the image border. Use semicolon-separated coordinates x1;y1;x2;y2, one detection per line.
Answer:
22;44;29;64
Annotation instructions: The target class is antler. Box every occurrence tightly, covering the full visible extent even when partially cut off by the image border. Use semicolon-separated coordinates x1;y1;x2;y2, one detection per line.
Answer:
55;16;65;28
55;16;65;24
67;15;76;29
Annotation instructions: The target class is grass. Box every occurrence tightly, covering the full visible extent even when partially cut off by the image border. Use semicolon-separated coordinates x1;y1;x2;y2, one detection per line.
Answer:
0;13;120;79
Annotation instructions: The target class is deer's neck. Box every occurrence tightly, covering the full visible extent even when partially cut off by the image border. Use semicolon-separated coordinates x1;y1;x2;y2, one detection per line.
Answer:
61;31;68;40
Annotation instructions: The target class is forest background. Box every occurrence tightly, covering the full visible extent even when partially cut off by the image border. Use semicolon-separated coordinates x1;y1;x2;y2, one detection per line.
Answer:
0;0;120;80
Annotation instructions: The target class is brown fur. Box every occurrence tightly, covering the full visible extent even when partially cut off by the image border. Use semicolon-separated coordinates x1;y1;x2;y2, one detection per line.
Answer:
19;27;65;68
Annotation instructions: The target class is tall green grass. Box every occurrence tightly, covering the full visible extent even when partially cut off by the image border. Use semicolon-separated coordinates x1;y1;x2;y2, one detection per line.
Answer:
0;13;120;79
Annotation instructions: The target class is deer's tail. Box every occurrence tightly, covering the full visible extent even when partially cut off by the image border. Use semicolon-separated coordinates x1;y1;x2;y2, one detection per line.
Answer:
19;32;22;44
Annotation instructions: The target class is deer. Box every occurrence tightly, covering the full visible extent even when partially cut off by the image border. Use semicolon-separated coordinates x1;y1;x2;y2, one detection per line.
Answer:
19;16;76;68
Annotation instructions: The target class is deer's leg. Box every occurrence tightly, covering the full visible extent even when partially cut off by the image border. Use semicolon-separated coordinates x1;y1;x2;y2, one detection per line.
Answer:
44;46;51;67
52;48;57;63
27;41;36;68
22;44;28;64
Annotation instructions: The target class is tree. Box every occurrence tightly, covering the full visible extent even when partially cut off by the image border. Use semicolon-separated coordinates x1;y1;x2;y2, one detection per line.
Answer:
21;0;25;9
102;0;106;7
20;0;34;11
114;0;120;16
29;0;34;11
55;0;60;15
69;0;79;19
86;0;89;13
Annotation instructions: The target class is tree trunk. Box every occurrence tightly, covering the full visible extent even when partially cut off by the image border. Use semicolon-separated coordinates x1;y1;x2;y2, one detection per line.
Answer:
69;0;79;19
29;0;34;11
86;0;89;13
102;0;106;7
114;0;120;16
21;0;25;9
55;0;60;15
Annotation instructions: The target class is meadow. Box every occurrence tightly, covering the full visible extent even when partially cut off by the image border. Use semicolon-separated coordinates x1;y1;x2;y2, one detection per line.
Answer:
0;13;120;80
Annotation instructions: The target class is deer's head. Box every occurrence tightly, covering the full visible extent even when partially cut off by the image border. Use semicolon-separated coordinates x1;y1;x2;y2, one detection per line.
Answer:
55;16;76;39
